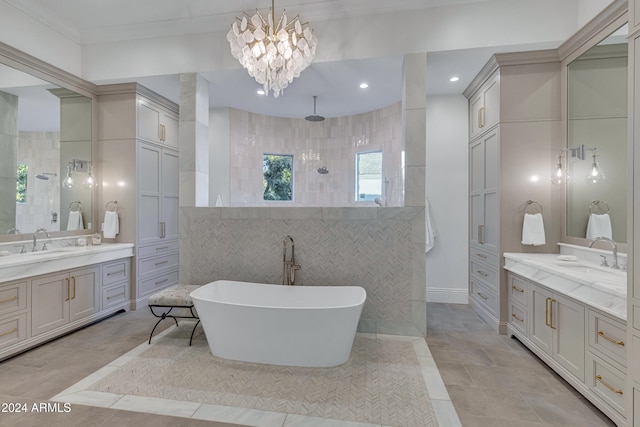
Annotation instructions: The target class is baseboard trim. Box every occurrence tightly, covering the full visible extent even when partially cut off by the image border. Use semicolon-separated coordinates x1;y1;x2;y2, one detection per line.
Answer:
426;287;469;304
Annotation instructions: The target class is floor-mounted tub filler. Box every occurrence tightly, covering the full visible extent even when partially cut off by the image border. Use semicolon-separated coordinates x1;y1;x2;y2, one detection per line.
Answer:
190;280;366;367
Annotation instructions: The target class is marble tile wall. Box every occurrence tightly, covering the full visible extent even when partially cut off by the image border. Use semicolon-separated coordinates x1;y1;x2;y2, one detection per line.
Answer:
15;131;61;233
180;206;426;336
0;91;18;234
228;102;403;207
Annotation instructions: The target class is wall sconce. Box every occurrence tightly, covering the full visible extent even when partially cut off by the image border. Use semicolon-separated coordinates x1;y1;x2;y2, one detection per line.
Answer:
585;148;605;185
83;165;95;189
550;148;569;185
551;144;604;185
62;159;93;190
62;164;74;188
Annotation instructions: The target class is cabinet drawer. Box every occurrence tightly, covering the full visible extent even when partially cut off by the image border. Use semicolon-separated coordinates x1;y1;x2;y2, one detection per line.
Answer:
139;270;179;297
470;247;498;267
138;240;179;258
0;313;27;347
470;260;498;292
508;274;528;307
587;351;626;417
102;259;131;286
509;302;527;336
588;309;626;367
102;283;129;309
470;278;497;316
138;253;179;278
0;281;27;317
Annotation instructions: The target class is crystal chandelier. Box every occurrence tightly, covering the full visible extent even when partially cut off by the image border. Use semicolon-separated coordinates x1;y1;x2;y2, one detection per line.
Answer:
227;0;318;98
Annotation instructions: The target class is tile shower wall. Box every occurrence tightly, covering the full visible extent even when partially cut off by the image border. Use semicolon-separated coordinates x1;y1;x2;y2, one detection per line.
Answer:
180;206;426;336
228;102;403;207
15;131;61;233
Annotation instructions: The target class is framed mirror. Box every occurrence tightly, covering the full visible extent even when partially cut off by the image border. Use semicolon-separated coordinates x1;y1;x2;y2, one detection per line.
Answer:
0;48;95;240
563;20;628;245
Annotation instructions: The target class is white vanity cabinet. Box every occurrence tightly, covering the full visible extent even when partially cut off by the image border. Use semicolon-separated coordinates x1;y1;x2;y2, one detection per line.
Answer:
31;266;100;336
529;282;585;381
0;280;28;349
506;269;627;426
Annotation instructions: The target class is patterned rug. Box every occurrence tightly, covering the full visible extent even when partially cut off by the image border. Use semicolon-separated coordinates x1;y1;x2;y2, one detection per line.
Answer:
61;324;438;426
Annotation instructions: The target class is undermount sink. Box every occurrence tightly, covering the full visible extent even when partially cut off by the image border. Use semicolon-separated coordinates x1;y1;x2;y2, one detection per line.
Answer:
554;263;620;275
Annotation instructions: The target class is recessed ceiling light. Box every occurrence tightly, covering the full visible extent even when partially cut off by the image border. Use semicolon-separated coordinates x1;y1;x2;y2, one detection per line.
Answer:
359;83;369;89
257;89;266;95
449;76;460;82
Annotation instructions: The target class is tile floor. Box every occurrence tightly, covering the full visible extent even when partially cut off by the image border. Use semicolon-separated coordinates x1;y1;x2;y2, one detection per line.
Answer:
426;303;617;427
0;303;618;427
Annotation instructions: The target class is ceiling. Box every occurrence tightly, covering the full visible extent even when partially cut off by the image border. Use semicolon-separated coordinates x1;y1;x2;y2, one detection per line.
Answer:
0;0;581;119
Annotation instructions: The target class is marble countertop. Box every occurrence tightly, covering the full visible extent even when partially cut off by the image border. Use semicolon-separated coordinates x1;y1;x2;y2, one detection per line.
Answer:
504;253;626;321
0;243;134;283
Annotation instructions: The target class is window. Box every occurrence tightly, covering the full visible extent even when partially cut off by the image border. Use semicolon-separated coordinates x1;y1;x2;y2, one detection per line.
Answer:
263;154;293;201
16;163;28;203
356;150;382;201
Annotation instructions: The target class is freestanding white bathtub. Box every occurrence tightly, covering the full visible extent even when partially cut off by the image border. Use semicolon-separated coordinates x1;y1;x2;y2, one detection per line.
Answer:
190;280;366;367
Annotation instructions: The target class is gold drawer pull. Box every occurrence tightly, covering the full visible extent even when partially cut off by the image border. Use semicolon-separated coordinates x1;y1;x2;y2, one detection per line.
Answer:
512;285;524;293
0;327;17;338
511;312;524;322
475;253;487;259
0;295;17;304
477;292;488;300
155;260;169;266
107;270;125;276
155;278;169;286
595;375;623;395
598;331;625;347
477;270;489;277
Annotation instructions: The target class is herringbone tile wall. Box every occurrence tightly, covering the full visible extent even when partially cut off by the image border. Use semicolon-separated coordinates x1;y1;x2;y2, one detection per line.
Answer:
180;206;426;336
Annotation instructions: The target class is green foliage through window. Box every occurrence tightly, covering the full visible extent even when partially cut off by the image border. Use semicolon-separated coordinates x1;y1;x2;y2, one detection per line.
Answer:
356;150;382;201
16;163;28;203
263;154;293;201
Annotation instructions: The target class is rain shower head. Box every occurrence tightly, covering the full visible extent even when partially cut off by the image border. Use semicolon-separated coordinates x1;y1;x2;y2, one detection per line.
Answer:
36;172;57;181
305;95;325;122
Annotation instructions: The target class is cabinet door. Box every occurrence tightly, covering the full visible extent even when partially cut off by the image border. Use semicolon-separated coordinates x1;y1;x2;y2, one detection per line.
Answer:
31;273;69;336
529;283;553;357
553;294;585;381
138;143;162;244
469;129;499;252
482;76;499;129
161;149;180;240
69;267;100;322
469;92;484;139
138;99;162;143
162;111;179;149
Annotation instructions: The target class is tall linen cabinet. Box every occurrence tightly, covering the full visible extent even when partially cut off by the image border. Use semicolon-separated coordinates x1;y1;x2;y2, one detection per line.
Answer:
464;52;563;333
97;83;179;308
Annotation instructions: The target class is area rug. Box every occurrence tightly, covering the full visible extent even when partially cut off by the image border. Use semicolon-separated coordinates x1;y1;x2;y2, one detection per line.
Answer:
53;323;439;426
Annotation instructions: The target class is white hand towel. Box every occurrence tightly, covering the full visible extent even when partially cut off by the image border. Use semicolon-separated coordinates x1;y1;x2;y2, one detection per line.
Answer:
103;210;119;239
67;210;83;231
215;194;224;207
522;213;546;246
425;198;436;253
586;213;612;240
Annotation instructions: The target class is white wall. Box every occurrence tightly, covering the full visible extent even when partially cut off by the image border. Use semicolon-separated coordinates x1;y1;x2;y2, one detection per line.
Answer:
425;94;469;303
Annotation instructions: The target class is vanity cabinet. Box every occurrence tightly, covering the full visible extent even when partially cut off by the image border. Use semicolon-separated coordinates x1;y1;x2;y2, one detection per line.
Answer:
529;282;585;381
98;83;179;308
31;266;100;336
0;280;28;348
506;271;626;425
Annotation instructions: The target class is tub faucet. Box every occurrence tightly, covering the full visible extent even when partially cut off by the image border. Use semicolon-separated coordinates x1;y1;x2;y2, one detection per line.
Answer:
589;236;619;270
282;235;301;285
33;228;50;252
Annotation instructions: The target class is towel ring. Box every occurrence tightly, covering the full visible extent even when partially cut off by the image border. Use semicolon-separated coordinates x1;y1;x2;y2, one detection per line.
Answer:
589;200;610;215
106;200;119;212
524;200;543;214
69;201;82;212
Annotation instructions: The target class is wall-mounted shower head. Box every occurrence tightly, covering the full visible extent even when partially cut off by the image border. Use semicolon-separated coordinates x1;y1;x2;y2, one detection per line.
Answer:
317;166;329;174
36;172;57;181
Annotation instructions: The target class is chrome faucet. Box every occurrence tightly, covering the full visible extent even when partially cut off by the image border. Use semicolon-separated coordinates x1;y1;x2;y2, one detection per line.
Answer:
589;237;619;270
33;228;50;252
282;235;301;285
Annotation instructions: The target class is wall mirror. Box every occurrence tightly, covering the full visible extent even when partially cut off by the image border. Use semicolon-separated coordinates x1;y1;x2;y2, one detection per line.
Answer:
0;61;93;237
565;22;628;244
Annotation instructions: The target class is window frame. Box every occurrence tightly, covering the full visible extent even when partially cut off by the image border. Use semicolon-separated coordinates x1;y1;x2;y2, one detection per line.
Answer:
355;149;383;202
